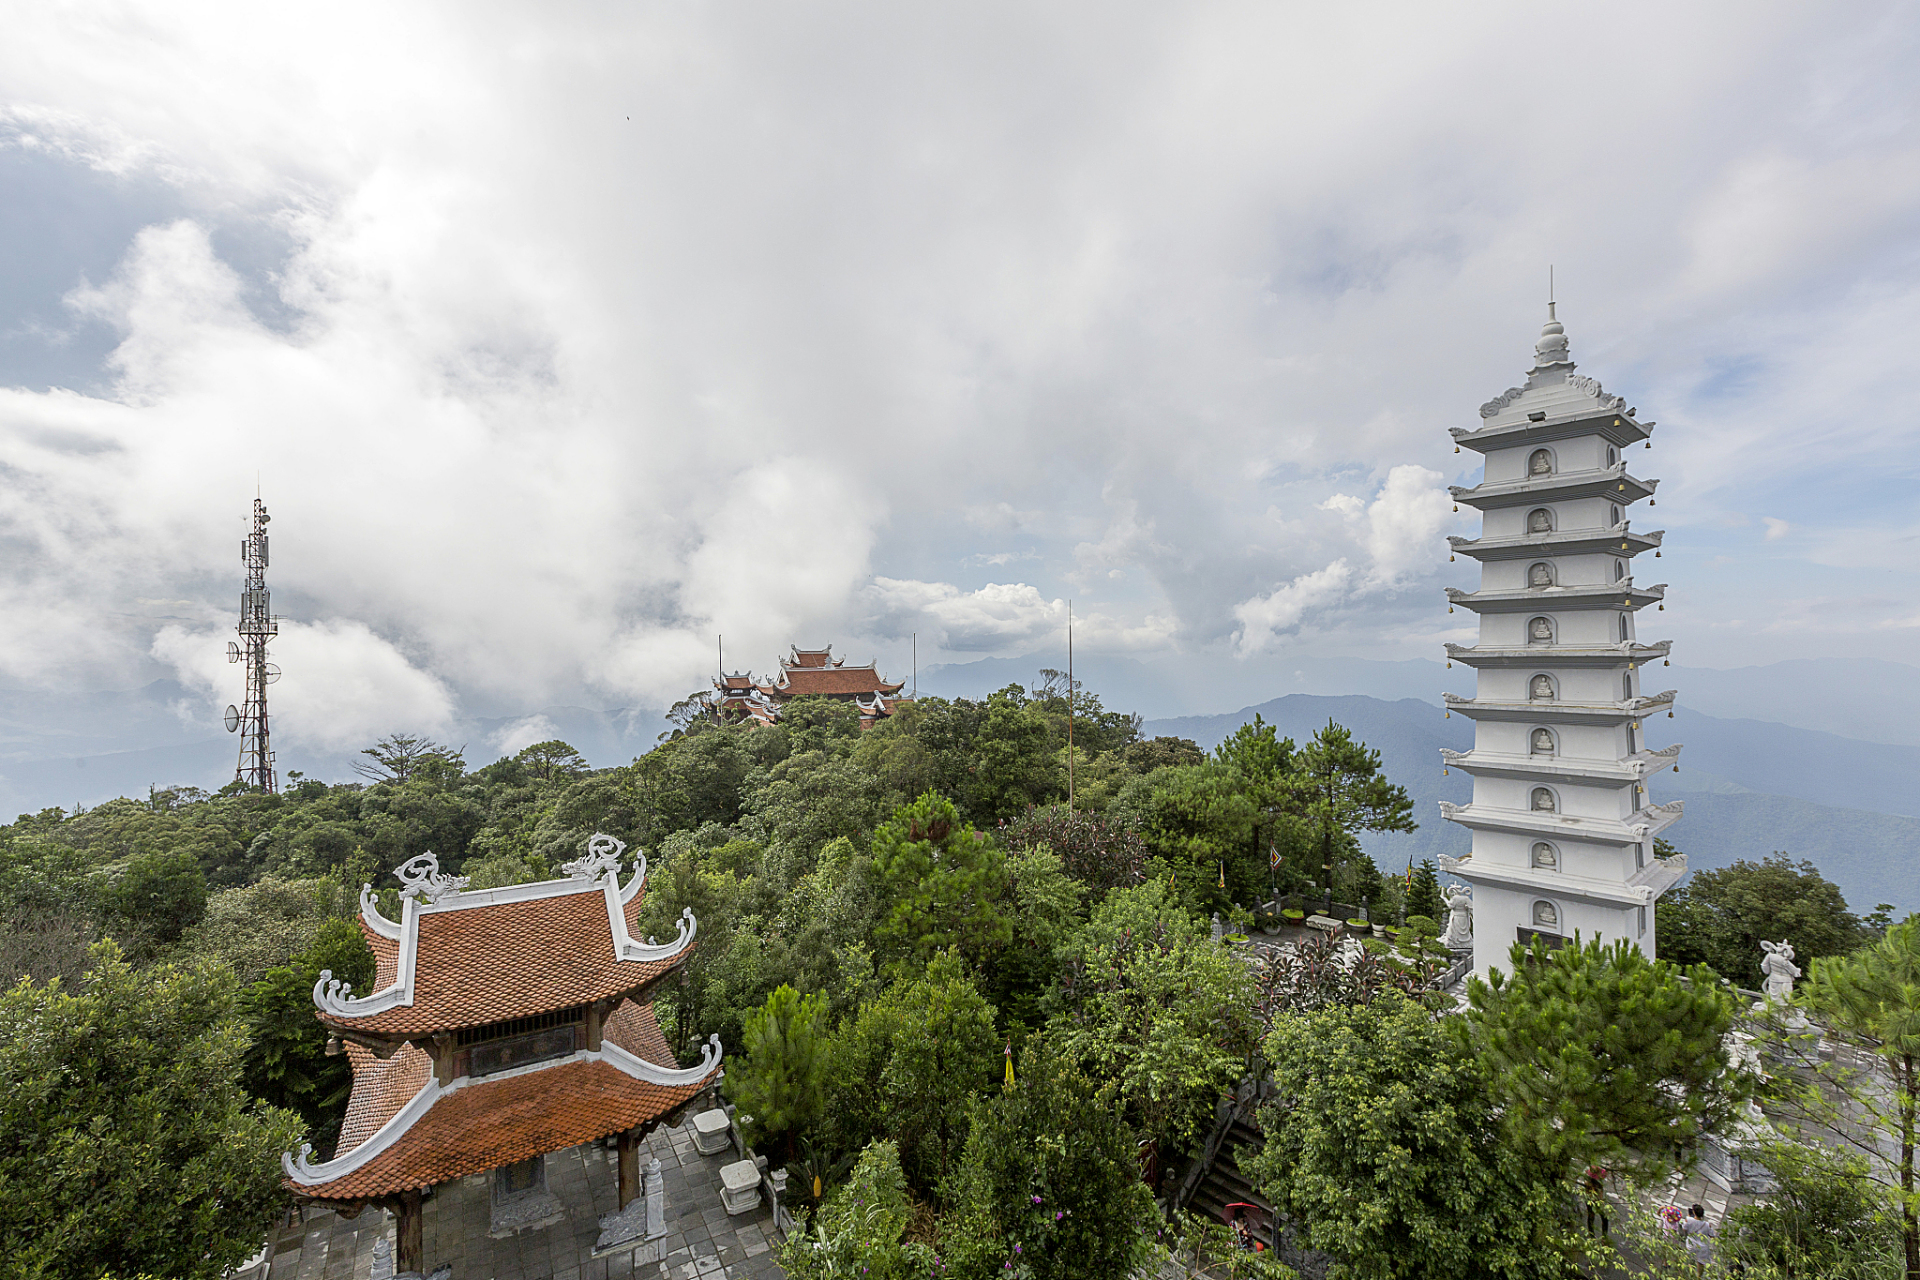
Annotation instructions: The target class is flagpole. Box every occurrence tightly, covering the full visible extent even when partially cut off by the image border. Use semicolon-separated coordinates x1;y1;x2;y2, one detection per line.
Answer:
1067;601;1075;812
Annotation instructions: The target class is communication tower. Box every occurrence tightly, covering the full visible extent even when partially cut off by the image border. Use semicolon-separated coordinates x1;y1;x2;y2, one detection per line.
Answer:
226;497;279;792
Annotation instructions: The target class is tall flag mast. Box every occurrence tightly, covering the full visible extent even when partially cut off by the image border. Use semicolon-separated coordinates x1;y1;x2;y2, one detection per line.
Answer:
226;496;279;792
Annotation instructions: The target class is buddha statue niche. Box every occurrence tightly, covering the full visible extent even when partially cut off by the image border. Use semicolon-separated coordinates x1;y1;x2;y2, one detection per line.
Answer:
1531;842;1558;869
1533;901;1559;928
1529;674;1555;700
1529;449;1553;477
1528;508;1553;534
1528;562;1554;589
1527;617;1553;645
1530;728;1555;756
1531;787;1556;812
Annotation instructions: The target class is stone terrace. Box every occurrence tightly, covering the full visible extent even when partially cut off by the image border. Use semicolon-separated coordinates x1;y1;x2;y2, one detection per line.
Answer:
242;1117;786;1280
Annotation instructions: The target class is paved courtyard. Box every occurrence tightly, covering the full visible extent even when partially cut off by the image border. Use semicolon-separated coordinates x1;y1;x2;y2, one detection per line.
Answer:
242;1117;787;1280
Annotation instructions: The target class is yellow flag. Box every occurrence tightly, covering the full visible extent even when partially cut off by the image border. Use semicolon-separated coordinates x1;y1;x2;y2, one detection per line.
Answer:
1004;1046;1015;1091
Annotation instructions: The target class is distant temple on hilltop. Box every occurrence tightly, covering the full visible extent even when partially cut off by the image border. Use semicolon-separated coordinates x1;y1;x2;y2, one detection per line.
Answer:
714;644;907;728
1438;303;1687;979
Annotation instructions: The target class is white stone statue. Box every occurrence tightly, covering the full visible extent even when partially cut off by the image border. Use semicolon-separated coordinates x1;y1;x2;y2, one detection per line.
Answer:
1759;940;1801;1003
1441;883;1473;949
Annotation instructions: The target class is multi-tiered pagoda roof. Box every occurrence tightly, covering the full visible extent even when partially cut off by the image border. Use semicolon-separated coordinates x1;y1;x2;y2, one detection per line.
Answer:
282;837;718;1208
714;643;908;728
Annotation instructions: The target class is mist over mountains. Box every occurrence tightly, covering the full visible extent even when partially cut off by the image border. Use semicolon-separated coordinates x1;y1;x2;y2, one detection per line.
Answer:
3;652;1914;913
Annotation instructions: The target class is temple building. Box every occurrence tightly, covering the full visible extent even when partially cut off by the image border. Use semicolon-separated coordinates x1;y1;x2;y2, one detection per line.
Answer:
714;644;907;728
1438;305;1688;979
281;836;720;1275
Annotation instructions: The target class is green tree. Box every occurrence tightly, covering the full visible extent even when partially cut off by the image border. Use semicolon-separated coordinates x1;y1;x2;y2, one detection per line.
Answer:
1406;858;1443;924
0;942;305;1280
726;985;832;1160
241;918;376;1148
777;1139;935;1280
868;791;1012;971
1288;720;1415;895
1766;917;1920;1279
943;1034;1159;1280
512;739;589;782
1456;935;1750;1191
828;951;999;1196
1048;879;1256;1156
1721;1141;1903;1280
105;846;207;959
352;732;457;783
1656;853;1864;987
1114;763;1260;913
998;804;1147;894
1247;991;1568;1280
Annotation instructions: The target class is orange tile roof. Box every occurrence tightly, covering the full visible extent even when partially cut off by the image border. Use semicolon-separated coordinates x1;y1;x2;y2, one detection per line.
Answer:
326;886;680;1037
773;667;905;697
334;1042;432;1157
297;1002;712;1201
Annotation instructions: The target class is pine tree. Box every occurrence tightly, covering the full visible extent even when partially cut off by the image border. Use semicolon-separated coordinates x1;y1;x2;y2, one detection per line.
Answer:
1456;934;1750;1189
1407;858;1444;925
725;985;831;1161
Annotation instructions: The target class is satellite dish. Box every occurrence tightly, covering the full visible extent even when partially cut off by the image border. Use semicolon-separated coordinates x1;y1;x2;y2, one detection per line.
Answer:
227;642;242;663
224;705;241;733
263;664;281;684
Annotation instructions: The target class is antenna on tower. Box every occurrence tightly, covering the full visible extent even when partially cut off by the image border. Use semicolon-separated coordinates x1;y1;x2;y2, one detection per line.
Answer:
227;495;278;793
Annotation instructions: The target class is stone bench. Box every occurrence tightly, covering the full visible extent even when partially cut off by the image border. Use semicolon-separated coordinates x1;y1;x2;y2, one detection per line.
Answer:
1304;914;1342;934
720;1158;763;1216
691;1107;731;1156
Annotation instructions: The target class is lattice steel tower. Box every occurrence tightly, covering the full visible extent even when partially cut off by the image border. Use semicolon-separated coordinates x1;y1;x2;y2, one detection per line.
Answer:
226;496;279;792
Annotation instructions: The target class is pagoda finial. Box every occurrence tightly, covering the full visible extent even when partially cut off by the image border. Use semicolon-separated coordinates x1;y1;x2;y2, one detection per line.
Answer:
1531;301;1572;372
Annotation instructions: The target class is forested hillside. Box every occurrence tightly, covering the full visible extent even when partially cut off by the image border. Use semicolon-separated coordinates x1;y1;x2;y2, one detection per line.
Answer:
2;677;1903;1279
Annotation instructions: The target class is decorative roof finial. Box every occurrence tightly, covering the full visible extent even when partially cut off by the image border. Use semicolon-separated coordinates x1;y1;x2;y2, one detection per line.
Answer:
1532;300;1571;371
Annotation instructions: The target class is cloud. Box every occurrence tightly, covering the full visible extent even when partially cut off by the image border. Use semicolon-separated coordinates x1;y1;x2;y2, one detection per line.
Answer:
490;714;560;757
152;618;455;751
1763;517;1791;540
1231;560;1354;655
0;0;1914;724
864;578;1067;653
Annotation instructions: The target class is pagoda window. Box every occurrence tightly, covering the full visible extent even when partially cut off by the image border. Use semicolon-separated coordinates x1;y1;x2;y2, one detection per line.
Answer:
1527;561;1555;589
1613;559;1626;581
1528;448;1554;477
1619;613;1630;642
1531;841;1559;870
1526;616;1554;645
1530;727;1556;756
1623;672;1634;700
1529;673;1556;701
452;1005;587;1079
1533;900;1559;929
1527;507;1554;534
1531;786;1557;813
1607;445;1619;466
1610;503;1622;525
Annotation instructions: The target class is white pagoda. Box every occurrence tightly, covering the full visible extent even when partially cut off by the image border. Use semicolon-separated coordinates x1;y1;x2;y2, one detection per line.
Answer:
1438;305;1687;978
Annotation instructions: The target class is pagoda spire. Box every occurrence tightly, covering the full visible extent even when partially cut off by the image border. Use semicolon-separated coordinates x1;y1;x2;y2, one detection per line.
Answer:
1530;302;1573;372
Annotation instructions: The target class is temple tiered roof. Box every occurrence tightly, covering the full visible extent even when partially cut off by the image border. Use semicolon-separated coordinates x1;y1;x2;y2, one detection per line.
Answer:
1445;582;1667;614
1450;464;1658;510
285;836;719;1210
713;643;908;728
1449;526;1664;561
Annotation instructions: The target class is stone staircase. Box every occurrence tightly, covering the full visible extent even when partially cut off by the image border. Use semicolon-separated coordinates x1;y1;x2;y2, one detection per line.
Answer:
1181;1113;1268;1225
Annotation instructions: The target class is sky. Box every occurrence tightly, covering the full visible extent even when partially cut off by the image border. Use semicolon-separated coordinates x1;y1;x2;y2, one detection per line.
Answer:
2;1;1917;757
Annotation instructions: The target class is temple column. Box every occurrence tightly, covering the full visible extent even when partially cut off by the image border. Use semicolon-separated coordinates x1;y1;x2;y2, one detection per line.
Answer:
393;1188;424;1274
617;1129;642;1209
